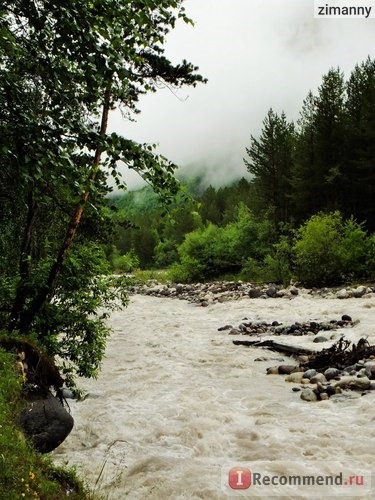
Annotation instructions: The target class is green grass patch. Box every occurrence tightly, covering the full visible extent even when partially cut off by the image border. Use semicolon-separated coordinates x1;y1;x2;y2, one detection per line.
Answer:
0;348;92;500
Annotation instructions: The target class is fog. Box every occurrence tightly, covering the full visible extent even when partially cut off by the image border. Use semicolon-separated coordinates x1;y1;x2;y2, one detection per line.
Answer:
108;0;375;189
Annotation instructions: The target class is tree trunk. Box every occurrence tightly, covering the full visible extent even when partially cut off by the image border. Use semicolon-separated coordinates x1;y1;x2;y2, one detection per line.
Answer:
7;188;36;330
16;88;111;334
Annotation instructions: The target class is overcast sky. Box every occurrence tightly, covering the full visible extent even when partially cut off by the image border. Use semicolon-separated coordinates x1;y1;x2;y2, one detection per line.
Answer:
109;0;375;189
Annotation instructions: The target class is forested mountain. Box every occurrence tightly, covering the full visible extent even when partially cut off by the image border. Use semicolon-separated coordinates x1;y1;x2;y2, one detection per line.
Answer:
109;58;375;284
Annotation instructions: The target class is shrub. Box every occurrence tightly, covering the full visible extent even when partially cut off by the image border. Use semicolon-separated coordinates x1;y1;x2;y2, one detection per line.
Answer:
170;205;272;282
111;248;140;273
293;211;369;286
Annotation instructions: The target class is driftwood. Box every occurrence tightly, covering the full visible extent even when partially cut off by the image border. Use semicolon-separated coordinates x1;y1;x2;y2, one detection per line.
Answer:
232;339;315;356
233;337;375;371
302;337;375;371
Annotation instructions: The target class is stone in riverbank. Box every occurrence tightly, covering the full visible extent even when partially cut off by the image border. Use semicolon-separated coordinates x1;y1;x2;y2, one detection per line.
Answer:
130;280;375;304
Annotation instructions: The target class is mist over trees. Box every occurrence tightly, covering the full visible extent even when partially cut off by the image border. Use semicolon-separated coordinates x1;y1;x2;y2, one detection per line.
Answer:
110;57;375;285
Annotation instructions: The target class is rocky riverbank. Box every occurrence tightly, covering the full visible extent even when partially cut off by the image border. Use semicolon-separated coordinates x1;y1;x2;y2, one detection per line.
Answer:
130;280;375;305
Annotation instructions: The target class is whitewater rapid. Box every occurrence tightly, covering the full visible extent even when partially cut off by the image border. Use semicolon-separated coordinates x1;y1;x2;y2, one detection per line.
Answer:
54;293;375;499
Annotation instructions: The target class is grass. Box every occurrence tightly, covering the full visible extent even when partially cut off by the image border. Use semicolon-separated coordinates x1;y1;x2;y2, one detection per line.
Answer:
0;348;92;500
130;268;172;283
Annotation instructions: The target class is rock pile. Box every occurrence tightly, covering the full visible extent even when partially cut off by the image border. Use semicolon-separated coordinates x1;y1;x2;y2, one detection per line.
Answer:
269;360;375;402
130;280;375;304
219;316;356;339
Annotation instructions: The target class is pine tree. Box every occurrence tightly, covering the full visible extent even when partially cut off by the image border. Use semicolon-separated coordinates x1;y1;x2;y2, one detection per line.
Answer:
244;109;295;225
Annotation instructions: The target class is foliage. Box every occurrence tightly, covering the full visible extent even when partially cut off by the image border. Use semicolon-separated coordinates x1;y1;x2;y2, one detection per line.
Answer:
110;248;140;273
293;212;370;286
170;205;272;282
0;348;90;499
0;1;204;384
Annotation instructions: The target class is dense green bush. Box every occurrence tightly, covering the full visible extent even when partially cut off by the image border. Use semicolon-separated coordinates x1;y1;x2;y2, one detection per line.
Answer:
170;205;272;282
242;235;294;284
293;211;370;286
110;248;140;273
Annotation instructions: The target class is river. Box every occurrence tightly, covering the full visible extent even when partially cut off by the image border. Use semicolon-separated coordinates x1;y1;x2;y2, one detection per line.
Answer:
54;293;375;499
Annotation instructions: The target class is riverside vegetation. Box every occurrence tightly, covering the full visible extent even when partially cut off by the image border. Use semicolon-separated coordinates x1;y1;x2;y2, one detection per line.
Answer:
0;0;204;496
1;1;375;497
109;57;375;286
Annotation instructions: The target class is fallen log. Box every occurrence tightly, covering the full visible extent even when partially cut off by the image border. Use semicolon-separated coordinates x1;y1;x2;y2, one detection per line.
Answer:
232;339;315;356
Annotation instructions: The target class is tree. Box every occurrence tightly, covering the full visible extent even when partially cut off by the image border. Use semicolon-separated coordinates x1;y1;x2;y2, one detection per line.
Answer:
244;109;295;225
291;69;346;221
345;57;375;229
0;1;205;384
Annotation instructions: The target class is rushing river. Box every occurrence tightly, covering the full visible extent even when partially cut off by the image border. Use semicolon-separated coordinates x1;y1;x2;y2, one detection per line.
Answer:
54;294;375;499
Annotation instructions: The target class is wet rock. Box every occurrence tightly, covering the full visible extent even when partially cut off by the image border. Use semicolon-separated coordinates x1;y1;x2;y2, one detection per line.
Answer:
301;388;318;402
248;288;261;298
201;301;209;307
310;373;327;384
266;286;277;298
324;368;340;381
333;376;371;391
341;314;352;322
266;366;279;375
228;328;241;335
290;287;299;296
303;369;317;380
319;392;329;400
325;385;336;396
18;392;74;453
285;372;304;383
337;289;349;299
352;286;366;298
292;387;301;392
218;324;233;331
366;365;375;379
278;365;298;375
313;335;328;343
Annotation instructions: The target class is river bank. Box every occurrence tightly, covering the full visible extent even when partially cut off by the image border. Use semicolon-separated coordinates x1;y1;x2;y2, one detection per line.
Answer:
54;291;375;498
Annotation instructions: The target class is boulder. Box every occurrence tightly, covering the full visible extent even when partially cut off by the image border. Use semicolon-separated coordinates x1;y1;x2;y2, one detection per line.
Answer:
285;372;304;383
266;286;277;298
324;367;340;381
333;376;371;391
18;391;74;453
248;288;261;299
301;388;318;402
337;289;349;299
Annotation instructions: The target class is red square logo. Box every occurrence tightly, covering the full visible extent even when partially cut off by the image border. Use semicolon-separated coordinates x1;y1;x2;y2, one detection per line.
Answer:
228;467;252;489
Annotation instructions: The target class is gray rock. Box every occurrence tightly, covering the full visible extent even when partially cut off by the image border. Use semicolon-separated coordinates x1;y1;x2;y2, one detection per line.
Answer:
341;314;352;322
228;328;241;335
301;388;318;402
319;392;329;400
303;369;317;379
266;286;277;298
324;368;340;380
352;286;366;298
333;376;371;391
337;289;349;299
310;373;327;384
290;287;299;296
313;335;328;343
285;372;304;383
218;324;233;332
18;392;74;453
248;288;261;298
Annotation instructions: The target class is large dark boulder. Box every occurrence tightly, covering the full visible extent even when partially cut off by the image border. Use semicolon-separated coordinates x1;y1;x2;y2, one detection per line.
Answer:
18;391;74;453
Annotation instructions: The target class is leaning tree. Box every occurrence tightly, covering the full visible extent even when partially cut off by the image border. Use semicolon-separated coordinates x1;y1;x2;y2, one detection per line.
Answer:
0;0;205;385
